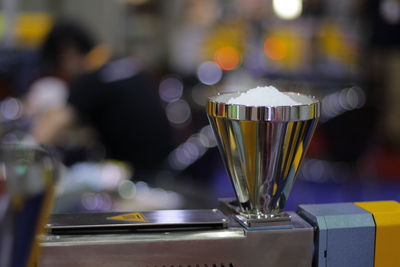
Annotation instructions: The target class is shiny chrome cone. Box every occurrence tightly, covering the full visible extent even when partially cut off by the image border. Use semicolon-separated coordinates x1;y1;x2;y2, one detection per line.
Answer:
207;92;320;224
0;144;58;267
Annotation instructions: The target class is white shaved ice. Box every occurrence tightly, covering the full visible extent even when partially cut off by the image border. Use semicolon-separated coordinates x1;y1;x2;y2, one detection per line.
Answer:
226;86;302;107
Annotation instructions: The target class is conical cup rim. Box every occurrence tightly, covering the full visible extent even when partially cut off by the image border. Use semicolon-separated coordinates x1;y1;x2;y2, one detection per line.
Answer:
207;92;320;122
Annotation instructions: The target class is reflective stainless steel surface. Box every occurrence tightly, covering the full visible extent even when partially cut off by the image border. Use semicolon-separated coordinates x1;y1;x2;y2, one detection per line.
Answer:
0;144;58;267
207;92;320;219
48;209;228;234
39;212;313;267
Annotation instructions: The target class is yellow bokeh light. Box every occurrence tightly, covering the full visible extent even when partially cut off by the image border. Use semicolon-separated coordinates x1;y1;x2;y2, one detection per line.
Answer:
263;37;288;61
0;12;53;47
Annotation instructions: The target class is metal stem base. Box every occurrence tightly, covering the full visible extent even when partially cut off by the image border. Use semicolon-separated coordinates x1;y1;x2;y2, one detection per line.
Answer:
218;198;293;228
234;212;292;228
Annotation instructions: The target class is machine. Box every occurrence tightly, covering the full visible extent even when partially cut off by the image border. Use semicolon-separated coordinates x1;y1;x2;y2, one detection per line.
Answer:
39;92;400;267
2;92;399;267
39;200;400;267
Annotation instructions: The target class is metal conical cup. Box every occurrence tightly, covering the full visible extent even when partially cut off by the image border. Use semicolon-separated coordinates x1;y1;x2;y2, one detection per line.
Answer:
207;92;320;222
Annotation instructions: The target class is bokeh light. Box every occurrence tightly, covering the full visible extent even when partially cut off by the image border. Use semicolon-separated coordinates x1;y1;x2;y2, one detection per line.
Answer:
0;97;23;121
196;61;223;85
81;192;112;211
264;37;288;61
191;84;210;106
165;99;192;125
244;51;268;75
321;86;366;122
213;46;240;71
134;181;152;201
132;180;182;208
99;162;129;188
300;159;349;183
187;134;207;156
272;0;303;20
380;0;400;24
159;76;184;103
118;180;136;200
167;126;217;171
199;125;217;148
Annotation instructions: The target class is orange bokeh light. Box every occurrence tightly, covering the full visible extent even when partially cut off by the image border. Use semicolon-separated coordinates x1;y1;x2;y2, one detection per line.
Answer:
263;37;288;61
213;46;240;71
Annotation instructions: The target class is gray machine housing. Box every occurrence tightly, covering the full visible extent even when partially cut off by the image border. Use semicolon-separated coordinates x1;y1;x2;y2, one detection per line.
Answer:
40;209;313;267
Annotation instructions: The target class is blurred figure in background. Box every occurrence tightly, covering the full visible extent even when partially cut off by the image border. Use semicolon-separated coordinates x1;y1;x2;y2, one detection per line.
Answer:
40;20;96;83
25;19;172;176
25;20;97;147
67;57;172;175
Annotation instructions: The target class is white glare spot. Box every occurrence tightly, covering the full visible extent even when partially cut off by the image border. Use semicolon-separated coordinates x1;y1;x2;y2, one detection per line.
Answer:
273;0;303;20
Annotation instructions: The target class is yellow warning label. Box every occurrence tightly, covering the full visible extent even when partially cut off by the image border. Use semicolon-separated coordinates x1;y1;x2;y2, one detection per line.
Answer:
107;212;147;222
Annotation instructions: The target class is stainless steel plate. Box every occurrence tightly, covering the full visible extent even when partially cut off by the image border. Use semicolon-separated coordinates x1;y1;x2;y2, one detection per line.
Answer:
48;209;228;234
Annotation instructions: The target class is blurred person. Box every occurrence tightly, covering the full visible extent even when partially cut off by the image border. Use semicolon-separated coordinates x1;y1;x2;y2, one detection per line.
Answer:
23;20;99;148
21;20;97;99
40;20;96;83
67;58;172;174
25;19;172;176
